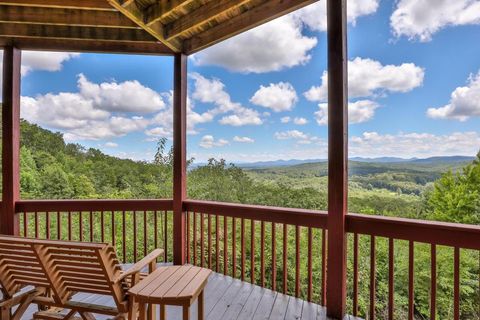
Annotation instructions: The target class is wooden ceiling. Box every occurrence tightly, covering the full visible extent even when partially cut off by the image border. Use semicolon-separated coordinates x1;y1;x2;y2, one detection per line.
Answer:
0;0;317;55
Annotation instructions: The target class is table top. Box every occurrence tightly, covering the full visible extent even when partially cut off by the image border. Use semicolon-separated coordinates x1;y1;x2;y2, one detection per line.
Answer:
128;265;212;305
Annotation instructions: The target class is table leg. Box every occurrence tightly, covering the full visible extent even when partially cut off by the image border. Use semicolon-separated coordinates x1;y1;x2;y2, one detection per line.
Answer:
183;306;190;320
128;296;138;320
198;291;204;320
148;304;156;320
160;305;166;320
138;303;146;320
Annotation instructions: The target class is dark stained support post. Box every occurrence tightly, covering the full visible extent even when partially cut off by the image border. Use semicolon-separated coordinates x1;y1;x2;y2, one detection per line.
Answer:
326;0;348;318
173;53;187;265
1;46;21;236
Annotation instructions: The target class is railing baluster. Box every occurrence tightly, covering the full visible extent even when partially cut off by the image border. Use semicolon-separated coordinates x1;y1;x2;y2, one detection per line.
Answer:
46;211;50;239
208;214;212;269
154;211;159;250
321;229;327;306
241;218;245;281
388;238;394;320
370;235;376;320
133;211;138;263
454;247;460;320
68;211;72;241
186;212;192;263
295;225;300;298
260;221;265;288
431;244;436;320
79;211;83;242
101;211;105;242
122;211;126;263
200;213;205;268
232;218;237;278
353;233;359;316
35;211;39;239
111;211;116;248
89;211;93;242
193;212;197;266
224;216;228;275
408;241;414;320
307;227;313;302
57;212;61;240
216;215;220;272
272;222;276;292
251;220;255;284
283;223;288;294
23;212;28;237
164;210;168;262
144;210;148;257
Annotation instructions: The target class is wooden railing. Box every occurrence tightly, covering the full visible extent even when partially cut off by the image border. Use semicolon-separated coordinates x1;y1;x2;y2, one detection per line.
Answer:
16;199;174;263
14;199;480;319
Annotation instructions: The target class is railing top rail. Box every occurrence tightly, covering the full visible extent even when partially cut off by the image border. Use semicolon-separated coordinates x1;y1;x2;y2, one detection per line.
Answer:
16;199;174;212
184;199;328;228
347;213;480;250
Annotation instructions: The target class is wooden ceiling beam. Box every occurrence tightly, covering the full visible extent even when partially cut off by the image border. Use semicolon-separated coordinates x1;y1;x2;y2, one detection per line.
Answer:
0;0;113;10
164;0;251;41
0;22;156;42
0;37;173;55
183;0;319;54
0;5;138;28
144;0;196;25
108;0;182;52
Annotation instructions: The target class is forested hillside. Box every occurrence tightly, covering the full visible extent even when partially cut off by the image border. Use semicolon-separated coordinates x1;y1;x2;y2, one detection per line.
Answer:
10;119;480;319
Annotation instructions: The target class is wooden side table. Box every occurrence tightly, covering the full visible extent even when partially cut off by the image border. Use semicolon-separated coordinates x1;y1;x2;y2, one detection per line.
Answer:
129;265;212;320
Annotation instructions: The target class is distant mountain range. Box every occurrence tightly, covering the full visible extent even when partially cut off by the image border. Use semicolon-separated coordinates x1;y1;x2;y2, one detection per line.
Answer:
233;156;476;168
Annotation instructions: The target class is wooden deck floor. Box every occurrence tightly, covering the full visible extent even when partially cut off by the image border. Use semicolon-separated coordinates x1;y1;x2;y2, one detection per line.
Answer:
19;271;360;320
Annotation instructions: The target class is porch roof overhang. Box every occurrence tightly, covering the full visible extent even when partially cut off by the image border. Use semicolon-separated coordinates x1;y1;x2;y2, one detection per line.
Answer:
0;0;318;55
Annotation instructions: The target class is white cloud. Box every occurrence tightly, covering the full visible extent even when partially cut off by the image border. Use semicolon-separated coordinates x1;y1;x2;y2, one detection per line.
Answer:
190;15;317;73
350;131;480;158
281;116;291;123
199;135;229;149
250;82;298;112
78;74;165;113
293;0;379;32
233;136;255;143
104;142;118;148
427;71;480;121
305;57;424;101
315;100;379;125
190;73;262;126
293;117;308;125
275;130;308;140
391;0;480;42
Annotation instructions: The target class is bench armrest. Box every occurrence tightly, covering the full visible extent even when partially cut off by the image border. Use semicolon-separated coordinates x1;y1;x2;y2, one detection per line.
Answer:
113;248;164;284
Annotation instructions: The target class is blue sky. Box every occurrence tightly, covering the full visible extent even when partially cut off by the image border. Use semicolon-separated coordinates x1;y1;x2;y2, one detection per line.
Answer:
4;0;480;163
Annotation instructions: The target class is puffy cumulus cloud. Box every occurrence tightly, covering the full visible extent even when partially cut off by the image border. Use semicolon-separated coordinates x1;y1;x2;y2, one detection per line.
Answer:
250;82;298;112
21;51;80;76
233;136;255;143
427;71;480;121
199;135;229;149
77;74;165;113
305;57;424;101
274;130;321;145
293;0;379;32
350;131;480;158
281;116;291;123
391;0;480;42
293;117;308;125
315;100;379;125
190;15;317;73
190;73;262;126
104;142;119;148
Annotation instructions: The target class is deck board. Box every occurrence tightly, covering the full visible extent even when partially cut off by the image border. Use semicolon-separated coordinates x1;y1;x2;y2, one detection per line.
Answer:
16;270;360;320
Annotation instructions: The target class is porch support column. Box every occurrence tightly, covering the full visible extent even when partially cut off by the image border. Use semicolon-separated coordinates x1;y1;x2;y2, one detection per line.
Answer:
173;53;187;265
326;0;348;318
1;46;21;236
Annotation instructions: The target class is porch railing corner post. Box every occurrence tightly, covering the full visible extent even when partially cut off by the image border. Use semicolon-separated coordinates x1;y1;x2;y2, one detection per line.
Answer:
326;0;348;318
1;45;22;236
173;52;188;265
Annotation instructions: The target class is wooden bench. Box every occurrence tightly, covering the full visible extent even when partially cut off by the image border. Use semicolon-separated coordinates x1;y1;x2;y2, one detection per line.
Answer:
0;236;163;320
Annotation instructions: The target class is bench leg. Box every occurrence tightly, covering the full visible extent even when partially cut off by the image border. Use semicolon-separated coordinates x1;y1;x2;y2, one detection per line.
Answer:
159;305;165;320
198;291;204;320
182;306;189;320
